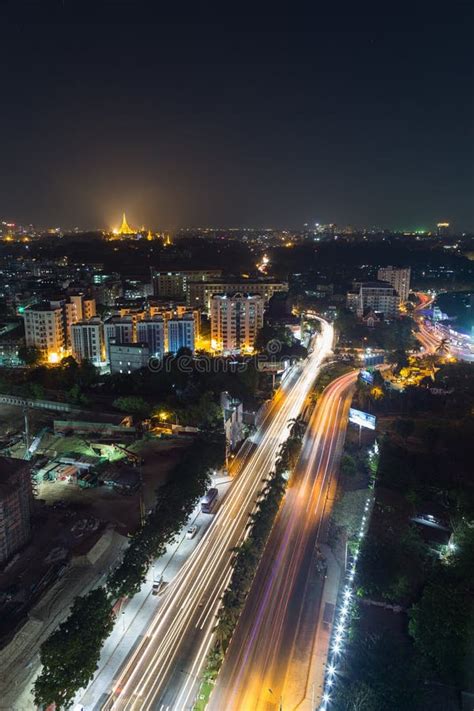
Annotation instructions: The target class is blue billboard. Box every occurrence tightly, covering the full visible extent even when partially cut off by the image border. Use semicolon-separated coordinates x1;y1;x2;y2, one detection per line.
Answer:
349;408;376;430
360;370;374;385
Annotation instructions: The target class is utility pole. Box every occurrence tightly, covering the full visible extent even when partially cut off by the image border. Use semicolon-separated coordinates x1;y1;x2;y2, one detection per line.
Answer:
23;404;30;455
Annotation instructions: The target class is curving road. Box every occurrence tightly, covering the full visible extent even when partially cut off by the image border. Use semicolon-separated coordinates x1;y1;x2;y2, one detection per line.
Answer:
99;321;334;711
207;370;357;711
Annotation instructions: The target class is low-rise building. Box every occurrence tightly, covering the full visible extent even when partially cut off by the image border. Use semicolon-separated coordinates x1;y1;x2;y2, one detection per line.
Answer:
109;342;150;374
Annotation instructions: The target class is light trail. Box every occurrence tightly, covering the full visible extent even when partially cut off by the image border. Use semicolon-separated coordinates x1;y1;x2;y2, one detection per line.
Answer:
98;320;334;711
207;370;357;711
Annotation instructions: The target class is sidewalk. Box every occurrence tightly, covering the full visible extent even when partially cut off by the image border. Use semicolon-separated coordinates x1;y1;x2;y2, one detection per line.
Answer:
77;474;232;710
299;544;341;710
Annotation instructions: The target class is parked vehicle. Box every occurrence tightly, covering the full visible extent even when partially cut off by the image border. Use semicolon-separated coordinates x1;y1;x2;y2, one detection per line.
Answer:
186;524;198;539
201;487;218;513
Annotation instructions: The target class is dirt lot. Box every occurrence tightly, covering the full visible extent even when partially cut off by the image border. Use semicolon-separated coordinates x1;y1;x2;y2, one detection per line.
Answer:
36;437;190;532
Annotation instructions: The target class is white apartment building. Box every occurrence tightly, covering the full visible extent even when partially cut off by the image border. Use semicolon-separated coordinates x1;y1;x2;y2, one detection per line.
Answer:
136;317;165;358
104;316;135;362
167;314;195;354
51;294;97;348
210;293;264;353
148;305;201;342
346;281;400;319
71;318;104;365
377;266;411;302
188;279;288;311
69;294;96;321
23;304;65;360
109;343;150;375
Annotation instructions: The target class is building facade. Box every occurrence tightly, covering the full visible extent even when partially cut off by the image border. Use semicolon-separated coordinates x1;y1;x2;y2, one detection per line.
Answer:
109;343;150;374
188;279;288;311
136;317;165;358
151;269;222;299
71;318;105;365
23;304;65;360
346;281;400;319
377;266;411;303
167;314;195;353
104;316;135;362
210;293;264;352
0;457;33;564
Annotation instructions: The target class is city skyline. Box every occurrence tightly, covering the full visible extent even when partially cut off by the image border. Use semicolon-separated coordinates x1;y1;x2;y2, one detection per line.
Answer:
0;8;472;230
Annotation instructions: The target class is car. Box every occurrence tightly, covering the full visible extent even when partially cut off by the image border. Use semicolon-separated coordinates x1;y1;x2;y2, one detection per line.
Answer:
186;525;198;539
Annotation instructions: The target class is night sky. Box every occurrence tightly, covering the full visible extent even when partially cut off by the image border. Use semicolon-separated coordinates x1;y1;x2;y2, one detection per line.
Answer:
1;5;473;231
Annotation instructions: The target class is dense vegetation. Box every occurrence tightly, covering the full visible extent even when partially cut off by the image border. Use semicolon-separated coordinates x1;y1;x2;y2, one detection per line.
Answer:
335;309;418;355
332;363;474;710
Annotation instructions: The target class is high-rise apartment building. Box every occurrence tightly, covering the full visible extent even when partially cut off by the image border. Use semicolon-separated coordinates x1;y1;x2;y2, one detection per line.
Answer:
377;266;411;303
167;314;195;353
210;293;264;353
69;294;96;321
104;316;135;362
23;304;65;360
71;318;105;365
346;281;400;319
151;269;222;299
0;457;33;564
188;279;287;311
136;317;165;358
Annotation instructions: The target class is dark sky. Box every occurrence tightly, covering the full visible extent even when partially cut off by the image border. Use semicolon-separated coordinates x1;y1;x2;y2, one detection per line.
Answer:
1;5;473;230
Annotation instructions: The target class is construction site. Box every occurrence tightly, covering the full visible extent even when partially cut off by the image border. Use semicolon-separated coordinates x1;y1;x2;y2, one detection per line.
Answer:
0;397;191;708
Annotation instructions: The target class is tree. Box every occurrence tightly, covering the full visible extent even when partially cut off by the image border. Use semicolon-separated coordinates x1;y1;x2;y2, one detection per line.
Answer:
435;337;450;356
287;415;306;440
34;587;115;710
18;344;42;366
340;453;358;478
114;395;151;419
395;418;415;438
409;580;472;684
333;632;423;710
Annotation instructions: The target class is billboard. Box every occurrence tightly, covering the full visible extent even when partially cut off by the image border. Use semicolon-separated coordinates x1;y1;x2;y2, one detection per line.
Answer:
364;353;384;367
360;370;374;385
349;408;376;430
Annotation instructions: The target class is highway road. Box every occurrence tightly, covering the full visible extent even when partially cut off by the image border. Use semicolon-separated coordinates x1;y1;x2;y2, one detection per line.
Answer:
207;370;357;711
96;320;334;711
414;292;474;361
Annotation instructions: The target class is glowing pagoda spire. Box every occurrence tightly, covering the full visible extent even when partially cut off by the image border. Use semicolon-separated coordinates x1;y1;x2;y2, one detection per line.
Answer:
118;212;134;235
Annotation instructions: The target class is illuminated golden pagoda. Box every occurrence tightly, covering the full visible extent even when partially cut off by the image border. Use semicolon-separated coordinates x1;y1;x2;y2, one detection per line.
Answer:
117;212;135;236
